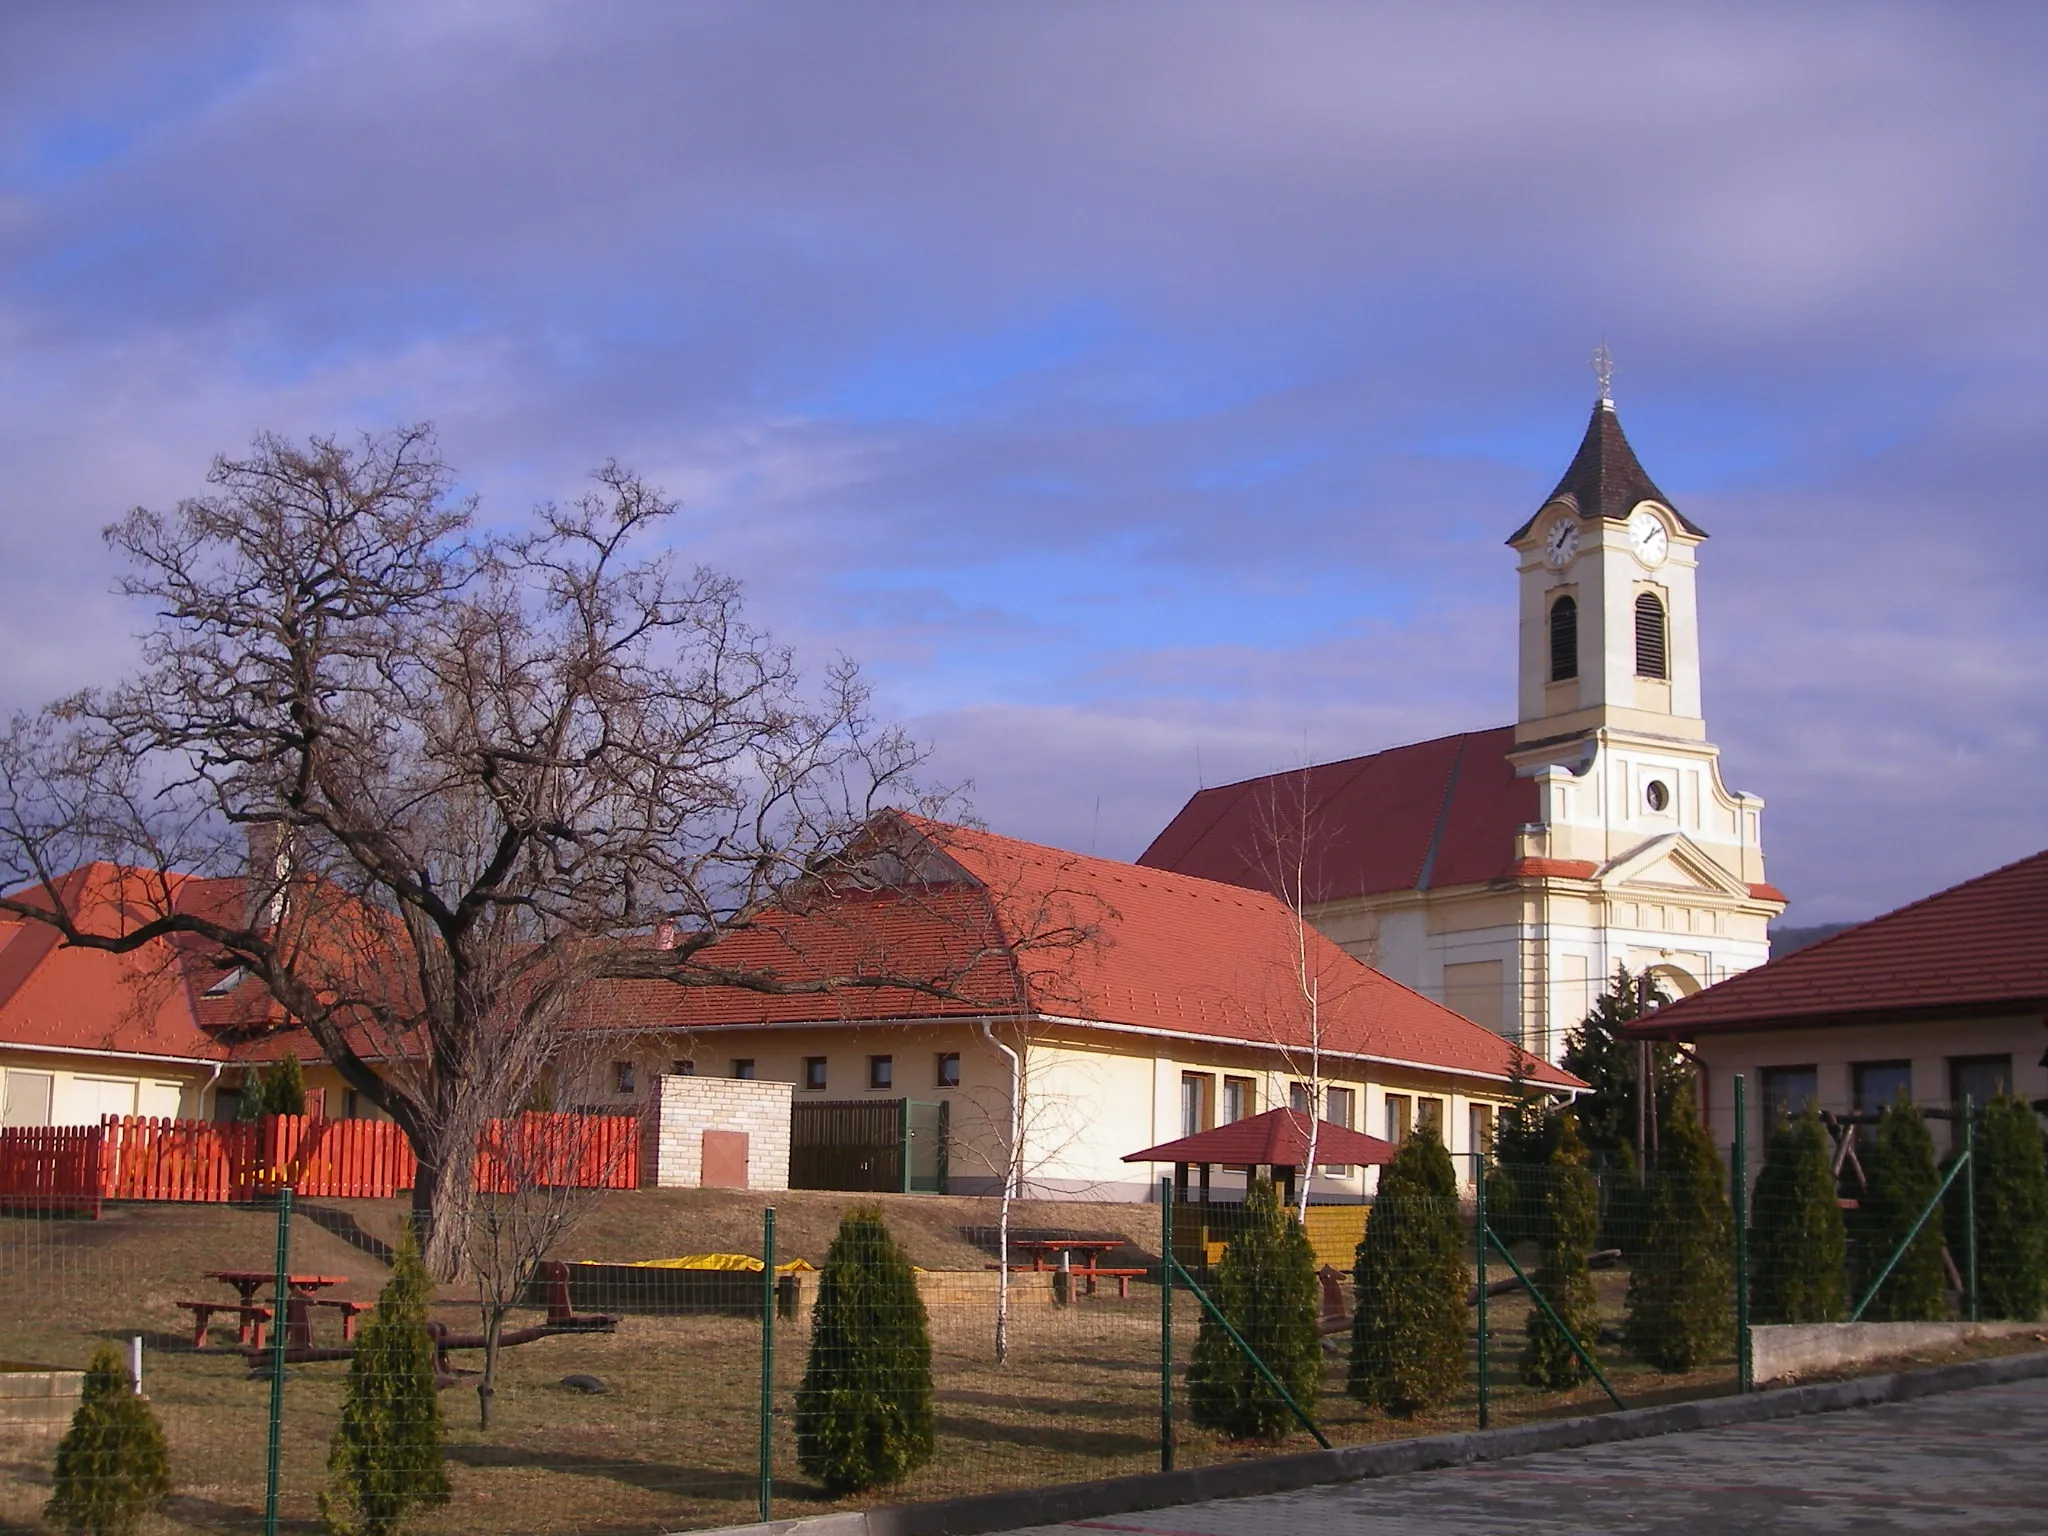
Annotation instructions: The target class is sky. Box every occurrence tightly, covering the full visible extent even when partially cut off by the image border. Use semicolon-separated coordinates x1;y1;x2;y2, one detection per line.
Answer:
2;2;2044;925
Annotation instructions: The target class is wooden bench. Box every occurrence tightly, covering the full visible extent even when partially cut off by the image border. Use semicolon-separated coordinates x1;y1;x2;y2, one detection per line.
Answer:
308;1297;374;1342
177;1300;272;1351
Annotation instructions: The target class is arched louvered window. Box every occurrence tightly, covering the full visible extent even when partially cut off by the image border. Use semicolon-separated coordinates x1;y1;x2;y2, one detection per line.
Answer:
1549;595;1578;682
1635;592;1668;680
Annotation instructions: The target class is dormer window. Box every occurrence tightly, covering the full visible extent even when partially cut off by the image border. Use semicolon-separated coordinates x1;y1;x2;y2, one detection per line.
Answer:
203;967;247;997
1548;595;1578;682
1634;593;1668;679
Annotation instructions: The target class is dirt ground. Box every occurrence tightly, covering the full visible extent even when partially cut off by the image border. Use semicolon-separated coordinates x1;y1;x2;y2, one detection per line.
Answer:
0;1192;2035;1536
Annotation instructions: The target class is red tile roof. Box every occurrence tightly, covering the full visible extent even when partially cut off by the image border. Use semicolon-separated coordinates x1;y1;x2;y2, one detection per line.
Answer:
1632;848;2048;1038
1136;727;1536;904
610;813;1579;1091
1122;1107;1399;1167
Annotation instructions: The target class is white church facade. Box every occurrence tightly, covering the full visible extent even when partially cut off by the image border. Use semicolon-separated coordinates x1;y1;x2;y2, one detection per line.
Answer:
1140;392;1787;1063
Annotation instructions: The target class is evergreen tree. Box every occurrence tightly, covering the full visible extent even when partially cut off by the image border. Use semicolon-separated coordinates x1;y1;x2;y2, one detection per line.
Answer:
1560;966;1687;1156
322;1229;449;1536
1969;1095;2048;1321
1350;1130;1467;1416
1599;1139;1650;1260
1185;1177;1321;1440
1855;1098;1946;1322
239;1052;308;1120
795;1205;935;1493
1747;1110;1846;1325
1520;1112;1600;1389
45;1346;171;1536
1624;1083;1733;1372
1484;1054;1554;1245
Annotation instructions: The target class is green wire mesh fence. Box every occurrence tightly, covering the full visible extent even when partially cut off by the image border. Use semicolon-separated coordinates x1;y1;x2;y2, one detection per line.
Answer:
2;1081;2039;1535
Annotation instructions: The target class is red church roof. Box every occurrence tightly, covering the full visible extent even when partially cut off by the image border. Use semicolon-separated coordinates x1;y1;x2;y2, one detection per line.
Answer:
1136;727;1536;905
1632;848;2048;1038
1123;1107;1399;1168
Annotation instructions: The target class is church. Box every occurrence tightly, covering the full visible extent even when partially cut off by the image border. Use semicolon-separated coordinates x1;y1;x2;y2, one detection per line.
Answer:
1139;388;1787;1063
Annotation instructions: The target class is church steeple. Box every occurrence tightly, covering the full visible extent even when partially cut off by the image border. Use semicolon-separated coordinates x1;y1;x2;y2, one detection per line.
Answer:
1509;395;1707;747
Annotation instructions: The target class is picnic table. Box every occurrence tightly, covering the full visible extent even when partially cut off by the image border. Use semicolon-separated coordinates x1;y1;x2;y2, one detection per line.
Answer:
1003;1239;1146;1298
180;1271;366;1351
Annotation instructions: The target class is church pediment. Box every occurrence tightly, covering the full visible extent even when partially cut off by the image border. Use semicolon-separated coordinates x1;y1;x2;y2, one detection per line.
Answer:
1597;833;1750;900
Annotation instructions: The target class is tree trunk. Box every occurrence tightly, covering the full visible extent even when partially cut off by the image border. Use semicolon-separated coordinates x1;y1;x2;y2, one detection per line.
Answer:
477;1306;505;1430
411;1149;472;1282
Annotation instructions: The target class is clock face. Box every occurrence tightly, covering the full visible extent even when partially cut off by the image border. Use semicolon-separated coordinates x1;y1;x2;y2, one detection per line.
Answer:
1544;518;1579;568
1630;510;1669;566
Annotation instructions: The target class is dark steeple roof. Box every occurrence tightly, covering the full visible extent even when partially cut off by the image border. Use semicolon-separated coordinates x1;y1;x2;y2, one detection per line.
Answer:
1509;400;1706;541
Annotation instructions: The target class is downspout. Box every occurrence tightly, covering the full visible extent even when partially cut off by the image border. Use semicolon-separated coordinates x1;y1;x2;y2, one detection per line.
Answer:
981;1021;1023;1365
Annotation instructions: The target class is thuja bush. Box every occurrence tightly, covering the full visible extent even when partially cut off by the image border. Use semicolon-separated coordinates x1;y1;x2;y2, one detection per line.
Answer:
1971;1095;2048;1321
322;1230;449;1536
1186;1176;1321;1440
45;1346;171;1536
239;1052;307;1120
795;1205;935;1493
1599;1140;1652;1260
1856;1098;1947;1322
1624;1084;1732;1372
1521;1112;1600;1390
1748;1110;1846;1325
1350;1130;1466;1415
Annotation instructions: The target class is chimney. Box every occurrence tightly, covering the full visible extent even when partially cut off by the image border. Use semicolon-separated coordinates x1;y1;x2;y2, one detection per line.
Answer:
654;918;680;951
245;823;293;930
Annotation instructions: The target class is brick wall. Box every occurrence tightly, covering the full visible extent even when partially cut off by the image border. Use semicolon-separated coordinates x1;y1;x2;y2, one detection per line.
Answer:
650;1074;793;1191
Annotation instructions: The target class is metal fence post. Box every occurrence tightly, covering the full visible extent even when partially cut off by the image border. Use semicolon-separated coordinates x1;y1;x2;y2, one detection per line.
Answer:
1963;1096;1978;1324
1733;1074;1750;1393
1159;1176;1174;1472
264;1185;292;1536
1473;1149;1488;1429
759;1205;776;1524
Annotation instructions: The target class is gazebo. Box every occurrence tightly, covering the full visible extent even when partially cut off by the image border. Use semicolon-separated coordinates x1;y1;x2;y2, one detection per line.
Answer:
1122;1106;1399;1209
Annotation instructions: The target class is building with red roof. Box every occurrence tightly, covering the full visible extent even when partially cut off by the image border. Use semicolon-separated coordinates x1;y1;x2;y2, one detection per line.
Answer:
1629;849;2048;1151
3;815;1582;1200
1140;393;1787;1062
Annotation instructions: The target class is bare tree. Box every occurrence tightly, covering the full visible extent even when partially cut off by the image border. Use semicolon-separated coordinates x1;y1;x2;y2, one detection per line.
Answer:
0;426;949;1275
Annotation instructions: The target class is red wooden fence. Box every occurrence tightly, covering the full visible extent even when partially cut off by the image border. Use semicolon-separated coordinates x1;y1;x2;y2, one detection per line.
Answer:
0;1111;640;1213
0;1125;103;1215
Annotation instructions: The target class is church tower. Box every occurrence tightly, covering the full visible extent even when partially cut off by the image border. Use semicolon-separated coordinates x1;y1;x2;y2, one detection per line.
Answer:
1138;371;1787;1065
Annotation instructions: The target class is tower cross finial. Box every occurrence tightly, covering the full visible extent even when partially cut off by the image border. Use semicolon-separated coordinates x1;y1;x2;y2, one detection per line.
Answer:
1592;341;1615;404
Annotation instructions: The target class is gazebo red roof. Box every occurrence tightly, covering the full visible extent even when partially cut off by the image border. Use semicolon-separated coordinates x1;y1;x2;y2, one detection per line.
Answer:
1122;1107;1400;1169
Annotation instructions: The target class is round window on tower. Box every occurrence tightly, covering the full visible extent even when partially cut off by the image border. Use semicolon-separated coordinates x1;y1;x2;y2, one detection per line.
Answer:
1645;780;1670;813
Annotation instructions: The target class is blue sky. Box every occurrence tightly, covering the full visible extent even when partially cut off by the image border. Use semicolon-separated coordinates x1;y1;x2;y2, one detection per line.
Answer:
3;2;2044;922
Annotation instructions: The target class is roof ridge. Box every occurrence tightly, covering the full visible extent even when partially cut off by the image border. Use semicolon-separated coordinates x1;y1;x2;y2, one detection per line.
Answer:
1762;847;2048;970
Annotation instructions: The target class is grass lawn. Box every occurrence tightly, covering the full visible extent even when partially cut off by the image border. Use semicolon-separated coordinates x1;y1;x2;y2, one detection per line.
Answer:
1;1191;2036;1535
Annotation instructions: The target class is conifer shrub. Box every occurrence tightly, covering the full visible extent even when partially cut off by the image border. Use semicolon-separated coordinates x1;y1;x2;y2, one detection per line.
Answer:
239;1052;307;1120
1520;1112;1600;1389
1623;1084;1732;1372
1599;1140;1650;1260
1747;1109;1846;1325
1185;1176;1320;1440
45;1346;171;1536
1855;1098;1947;1322
1970;1094;2048;1321
322;1229;449;1536
1350;1130;1467;1415
795;1205;935;1493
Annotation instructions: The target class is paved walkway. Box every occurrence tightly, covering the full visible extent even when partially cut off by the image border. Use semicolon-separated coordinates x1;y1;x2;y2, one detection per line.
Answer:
999;1377;2048;1535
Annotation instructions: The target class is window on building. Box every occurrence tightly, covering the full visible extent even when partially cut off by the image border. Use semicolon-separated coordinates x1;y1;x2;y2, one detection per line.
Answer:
1469;1102;1496;1156
1417;1097;1445;1141
1950;1055;2013;1111
613;1061;635;1095
731;1059;756;1080
1289;1081;1313;1115
1323;1086;1355;1174
1853;1061;1912;1114
869;1055;893;1091
1384;1093;1413;1143
1222;1077;1254;1124
1181;1073;1214;1137
803;1057;828;1092
1;1069;54;1129
1761;1065;1819;1123
935;1052;960;1089
343;1088;361;1120
1634;592;1668;679
1549;595;1578;682
671;1059;695;1076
